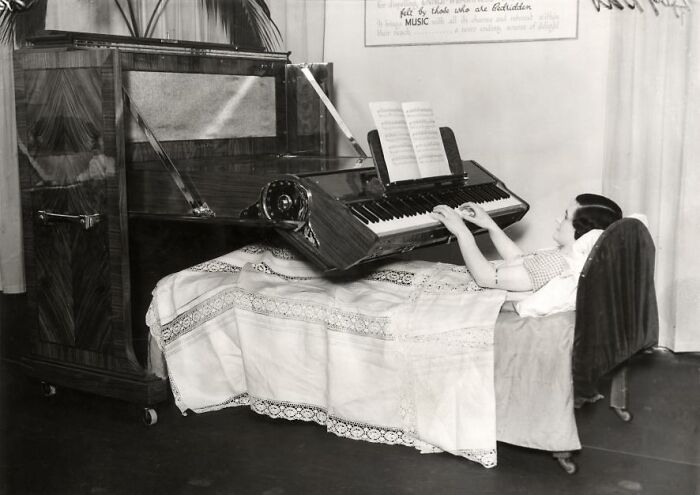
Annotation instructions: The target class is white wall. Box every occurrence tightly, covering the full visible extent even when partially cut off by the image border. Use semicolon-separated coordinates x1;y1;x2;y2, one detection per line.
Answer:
322;1;611;260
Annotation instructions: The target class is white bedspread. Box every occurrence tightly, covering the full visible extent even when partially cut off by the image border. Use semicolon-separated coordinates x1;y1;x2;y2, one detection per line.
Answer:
147;244;507;468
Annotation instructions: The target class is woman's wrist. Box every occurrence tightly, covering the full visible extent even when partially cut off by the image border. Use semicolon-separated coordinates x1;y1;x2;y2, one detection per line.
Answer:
485;221;501;234
455;229;475;243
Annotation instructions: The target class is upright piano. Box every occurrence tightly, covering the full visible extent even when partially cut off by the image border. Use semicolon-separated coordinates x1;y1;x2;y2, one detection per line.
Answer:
12;31;335;418
12;31;527;419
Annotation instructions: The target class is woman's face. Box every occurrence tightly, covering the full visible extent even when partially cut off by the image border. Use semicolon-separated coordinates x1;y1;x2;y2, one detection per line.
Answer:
553;200;579;247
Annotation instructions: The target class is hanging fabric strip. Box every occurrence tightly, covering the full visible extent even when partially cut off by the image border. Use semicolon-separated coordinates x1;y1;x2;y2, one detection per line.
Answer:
299;66;368;158
122;87;215;218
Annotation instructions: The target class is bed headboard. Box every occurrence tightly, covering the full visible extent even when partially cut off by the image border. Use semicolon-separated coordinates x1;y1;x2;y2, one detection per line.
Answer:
573;218;659;397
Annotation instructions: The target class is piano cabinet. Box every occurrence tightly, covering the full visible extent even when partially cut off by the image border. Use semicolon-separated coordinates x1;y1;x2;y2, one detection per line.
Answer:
11;32;335;419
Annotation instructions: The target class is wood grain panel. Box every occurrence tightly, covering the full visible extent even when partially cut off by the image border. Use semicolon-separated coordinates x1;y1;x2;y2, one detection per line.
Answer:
279;178;377;271
31;184;112;353
15;49;111;70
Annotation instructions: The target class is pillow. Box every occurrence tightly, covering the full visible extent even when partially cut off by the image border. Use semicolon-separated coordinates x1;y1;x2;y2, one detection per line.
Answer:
514;229;603;318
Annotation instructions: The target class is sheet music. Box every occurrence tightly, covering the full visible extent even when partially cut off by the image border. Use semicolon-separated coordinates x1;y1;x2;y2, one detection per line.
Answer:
401;101;451;178
369;101;450;182
369;101;421;181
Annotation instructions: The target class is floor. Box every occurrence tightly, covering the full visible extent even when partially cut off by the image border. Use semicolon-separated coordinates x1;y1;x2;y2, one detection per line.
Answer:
1;294;699;495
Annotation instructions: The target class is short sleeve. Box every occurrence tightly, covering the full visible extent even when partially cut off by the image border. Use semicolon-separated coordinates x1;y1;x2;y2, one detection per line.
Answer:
522;249;568;291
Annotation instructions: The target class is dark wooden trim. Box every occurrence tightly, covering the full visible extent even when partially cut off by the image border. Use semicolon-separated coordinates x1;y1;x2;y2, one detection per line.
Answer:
21;355;168;406
15;49;111;70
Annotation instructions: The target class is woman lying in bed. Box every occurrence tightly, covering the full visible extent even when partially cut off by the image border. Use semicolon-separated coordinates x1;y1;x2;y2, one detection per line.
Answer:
431;193;622;294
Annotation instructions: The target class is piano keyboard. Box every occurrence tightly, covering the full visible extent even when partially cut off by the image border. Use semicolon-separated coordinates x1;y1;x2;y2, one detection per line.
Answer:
255;162;528;271
348;183;522;236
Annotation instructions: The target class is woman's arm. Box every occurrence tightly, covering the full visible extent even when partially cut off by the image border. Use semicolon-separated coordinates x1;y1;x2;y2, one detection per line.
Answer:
460;203;523;261
431;205;533;291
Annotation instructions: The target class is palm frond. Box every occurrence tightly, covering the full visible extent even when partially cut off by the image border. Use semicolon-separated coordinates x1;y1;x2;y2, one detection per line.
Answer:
0;0;46;45
199;0;281;51
113;0;137;37
144;0;171;38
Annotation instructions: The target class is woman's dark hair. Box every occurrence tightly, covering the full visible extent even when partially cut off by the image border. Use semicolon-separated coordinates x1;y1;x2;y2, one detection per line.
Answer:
572;193;623;240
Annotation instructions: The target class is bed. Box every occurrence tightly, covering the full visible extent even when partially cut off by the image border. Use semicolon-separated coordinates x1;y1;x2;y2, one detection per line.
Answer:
146;217;658;473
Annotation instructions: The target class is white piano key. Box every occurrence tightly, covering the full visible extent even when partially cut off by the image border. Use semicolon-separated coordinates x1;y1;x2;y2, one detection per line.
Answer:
364;196;524;236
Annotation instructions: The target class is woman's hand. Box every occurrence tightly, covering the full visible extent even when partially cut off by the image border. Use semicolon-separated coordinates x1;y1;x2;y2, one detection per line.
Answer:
431;205;472;238
458;202;496;230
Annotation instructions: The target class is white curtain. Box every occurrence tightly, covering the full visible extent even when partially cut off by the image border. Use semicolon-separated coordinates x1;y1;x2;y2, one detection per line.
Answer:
602;8;700;351
44;0;229;42
0;42;24;294
271;0;327;62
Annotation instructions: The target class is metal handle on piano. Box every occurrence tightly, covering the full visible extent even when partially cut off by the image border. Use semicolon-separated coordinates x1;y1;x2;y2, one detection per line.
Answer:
37;210;102;230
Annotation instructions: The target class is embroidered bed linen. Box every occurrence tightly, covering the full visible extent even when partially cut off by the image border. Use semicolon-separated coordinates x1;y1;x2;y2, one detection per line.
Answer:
147;245;506;468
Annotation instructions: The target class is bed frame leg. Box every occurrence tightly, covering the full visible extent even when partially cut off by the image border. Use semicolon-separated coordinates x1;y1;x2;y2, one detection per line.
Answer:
610;365;633;422
553;451;578;475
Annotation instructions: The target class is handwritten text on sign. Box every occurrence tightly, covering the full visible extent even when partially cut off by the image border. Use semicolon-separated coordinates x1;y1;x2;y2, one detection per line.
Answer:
365;0;579;46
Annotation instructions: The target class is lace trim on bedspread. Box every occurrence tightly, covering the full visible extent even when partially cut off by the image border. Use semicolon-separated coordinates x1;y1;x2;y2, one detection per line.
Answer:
188;259;424;289
189;260;243;273
422;265;484;293
155;287;393;346
154;284;496;349
250;262;318;281
184;393;496;468
241;243;301;260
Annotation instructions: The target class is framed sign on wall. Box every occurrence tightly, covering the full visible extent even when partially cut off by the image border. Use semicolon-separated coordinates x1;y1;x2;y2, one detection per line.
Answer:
365;0;579;47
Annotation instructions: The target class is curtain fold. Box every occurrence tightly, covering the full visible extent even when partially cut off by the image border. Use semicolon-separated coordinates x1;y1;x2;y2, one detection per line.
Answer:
271;0;326;62
602;10;699;351
0;42;24;293
44;0;229;42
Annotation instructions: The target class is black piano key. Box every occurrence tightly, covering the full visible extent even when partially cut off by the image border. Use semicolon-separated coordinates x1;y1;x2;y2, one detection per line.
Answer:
378;200;402;219
349;205;370;224
406;195;426;214
491;184;509;200
472;186;488;203
412;193;430;213
457;190;473;205
366;201;391;221
457;187;473;201
443;190;461;207
420;192;439;210
475;187;492;202
377;201;398;220
358;204;381;223
482;184;499;201
460;190;473;203
391;196;413;215
385;199;407;218
425;192;441;205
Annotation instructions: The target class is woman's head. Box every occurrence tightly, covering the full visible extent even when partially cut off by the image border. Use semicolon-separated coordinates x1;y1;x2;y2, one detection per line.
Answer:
553;193;622;247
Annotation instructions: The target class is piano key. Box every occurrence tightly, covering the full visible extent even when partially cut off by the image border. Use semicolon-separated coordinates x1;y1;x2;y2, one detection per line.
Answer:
364;202;389;221
357;204;381;223
364;193;524;236
349;205;371;224
379;200;403;219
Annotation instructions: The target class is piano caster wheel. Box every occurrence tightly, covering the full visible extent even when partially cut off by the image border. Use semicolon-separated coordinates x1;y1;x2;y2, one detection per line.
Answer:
41;381;57;397
143;408;158;426
613;407;633;422
553;452;577;475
